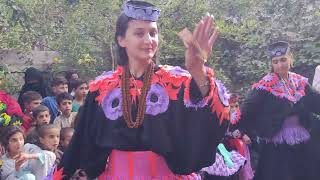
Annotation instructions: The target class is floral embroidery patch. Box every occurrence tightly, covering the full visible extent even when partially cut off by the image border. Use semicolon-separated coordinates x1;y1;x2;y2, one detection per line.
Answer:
215;79;230;107
101;88;122;120
146;84;170;116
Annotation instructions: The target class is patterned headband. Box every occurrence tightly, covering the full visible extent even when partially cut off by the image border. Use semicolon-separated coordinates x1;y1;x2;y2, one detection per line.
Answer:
123;1;160;22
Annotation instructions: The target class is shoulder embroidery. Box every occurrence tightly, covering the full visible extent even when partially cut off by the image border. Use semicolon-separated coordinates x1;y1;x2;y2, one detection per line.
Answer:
253;72;308;103
89;67;123;104
184;68;230;124
153;65;190;100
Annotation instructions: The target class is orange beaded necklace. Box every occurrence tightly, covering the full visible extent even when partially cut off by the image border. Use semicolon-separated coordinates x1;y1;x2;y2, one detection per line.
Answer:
121;62;154;128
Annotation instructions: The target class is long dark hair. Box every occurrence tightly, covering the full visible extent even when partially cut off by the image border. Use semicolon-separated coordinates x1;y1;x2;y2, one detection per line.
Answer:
114;1;157;66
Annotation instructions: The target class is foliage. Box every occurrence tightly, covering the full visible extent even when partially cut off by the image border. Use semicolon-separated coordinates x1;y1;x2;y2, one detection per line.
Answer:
0;0;319;96
0;65;21;94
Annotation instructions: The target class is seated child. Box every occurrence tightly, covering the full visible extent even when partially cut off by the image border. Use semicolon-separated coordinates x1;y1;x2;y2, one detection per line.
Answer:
0;126;55;180
21;91;42;131
54;93;77;129
59;127;74;152
36;124;63;166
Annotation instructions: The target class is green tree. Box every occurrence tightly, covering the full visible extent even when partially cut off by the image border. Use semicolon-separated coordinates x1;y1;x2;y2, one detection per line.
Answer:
1;0;319;96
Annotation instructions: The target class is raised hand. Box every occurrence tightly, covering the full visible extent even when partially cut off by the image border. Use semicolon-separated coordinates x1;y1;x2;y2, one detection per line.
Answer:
180;14;219;73
178;14;219;96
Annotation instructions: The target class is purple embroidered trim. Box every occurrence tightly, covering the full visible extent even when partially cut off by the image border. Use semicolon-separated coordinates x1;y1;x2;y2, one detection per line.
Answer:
184;98;208;109
95;70;113;80
202;151;246;176
270;116;310;145
215;79;230;106
166;65;190;77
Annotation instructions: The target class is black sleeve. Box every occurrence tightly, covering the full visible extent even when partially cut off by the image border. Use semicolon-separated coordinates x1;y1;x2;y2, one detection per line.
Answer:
302;84;320;114
238;89;266;136
165;78;228;174
59;91;111;179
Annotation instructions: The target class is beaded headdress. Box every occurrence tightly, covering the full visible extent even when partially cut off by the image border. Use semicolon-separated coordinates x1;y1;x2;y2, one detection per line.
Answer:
268;41;290;59
123;1;160;22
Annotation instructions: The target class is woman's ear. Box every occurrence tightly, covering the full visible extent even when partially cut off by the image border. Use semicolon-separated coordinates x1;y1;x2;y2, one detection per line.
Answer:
117;36;126;48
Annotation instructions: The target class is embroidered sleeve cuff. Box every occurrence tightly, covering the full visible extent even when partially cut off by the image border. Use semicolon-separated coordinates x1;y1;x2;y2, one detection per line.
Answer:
184;67;231;124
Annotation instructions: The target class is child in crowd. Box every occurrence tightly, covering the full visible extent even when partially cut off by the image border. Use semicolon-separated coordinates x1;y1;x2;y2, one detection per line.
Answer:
21;91;42;116
227;94;253;180
26;105;51;144
0;126;55;180
70;79;88;112
56;127;86;180
36;124;62;166
54;93;77;129
229;94;254;180
59;127;74;152
42;76;68;123
65;69;79;95
199;94;250;180
21;91;42;131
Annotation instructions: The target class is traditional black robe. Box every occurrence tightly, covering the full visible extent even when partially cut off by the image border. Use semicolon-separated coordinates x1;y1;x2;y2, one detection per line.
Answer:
59;65;230;179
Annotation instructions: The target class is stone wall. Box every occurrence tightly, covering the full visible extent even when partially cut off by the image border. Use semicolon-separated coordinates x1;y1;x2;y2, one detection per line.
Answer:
0;49;59;95
0;49;59;73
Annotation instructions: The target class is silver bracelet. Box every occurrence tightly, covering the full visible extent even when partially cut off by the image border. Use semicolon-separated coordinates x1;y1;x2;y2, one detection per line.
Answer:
199;81;210;87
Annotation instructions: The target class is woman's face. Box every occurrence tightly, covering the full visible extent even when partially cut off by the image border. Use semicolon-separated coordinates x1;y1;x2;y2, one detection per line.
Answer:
7;132;24;155
118;20;159;62
272;55;291;76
